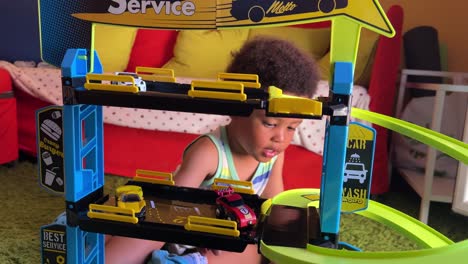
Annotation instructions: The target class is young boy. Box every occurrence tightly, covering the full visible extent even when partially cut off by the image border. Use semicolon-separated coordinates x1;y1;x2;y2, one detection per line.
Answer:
105;36;320;264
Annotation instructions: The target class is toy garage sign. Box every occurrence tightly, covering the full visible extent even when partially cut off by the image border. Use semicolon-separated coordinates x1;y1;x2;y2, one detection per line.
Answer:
72;0;393;34
341;122;375;212
36;106;65;194
41;224;66;264
39;0;394;68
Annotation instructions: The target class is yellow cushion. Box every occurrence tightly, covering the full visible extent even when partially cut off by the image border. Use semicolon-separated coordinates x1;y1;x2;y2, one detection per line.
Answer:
317;28;379;86
163;29;250;78
317;52;331;81
248;27;331;60
354;28;380;86
94;24;138;72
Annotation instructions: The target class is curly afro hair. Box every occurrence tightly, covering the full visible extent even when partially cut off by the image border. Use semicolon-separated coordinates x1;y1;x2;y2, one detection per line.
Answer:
226;36;320;98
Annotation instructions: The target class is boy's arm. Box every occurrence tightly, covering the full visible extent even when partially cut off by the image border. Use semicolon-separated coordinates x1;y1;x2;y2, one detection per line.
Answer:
260;152;285;199
173;137;218;188
105;138;218;264
105;236;164;264
205;244;262;264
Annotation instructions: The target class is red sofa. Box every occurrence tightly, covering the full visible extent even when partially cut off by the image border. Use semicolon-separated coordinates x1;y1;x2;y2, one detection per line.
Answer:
1;5;403;194
0;68;18;165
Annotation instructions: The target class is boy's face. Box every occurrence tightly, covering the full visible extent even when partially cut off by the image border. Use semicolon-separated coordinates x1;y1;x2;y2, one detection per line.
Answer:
228;109;302;162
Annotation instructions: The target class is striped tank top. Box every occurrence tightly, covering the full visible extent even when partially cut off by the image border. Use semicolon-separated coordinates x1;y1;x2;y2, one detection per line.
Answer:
197;126;277;195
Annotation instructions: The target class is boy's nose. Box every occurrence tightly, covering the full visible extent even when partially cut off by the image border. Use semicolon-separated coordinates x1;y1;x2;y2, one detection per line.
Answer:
272;129;285;142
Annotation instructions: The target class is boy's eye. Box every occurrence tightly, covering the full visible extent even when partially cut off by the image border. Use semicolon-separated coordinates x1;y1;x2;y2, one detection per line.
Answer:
262;121;276;128
287;126;297;131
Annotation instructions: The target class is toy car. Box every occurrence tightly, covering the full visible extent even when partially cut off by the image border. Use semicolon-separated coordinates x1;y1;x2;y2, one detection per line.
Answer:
116;185;147;220
231;0;348;23
344;154;368;184
112;72;147;92
215;188;257;229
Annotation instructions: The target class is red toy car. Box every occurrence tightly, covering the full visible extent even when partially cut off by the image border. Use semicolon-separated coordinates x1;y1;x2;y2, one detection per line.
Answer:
215;188;257;229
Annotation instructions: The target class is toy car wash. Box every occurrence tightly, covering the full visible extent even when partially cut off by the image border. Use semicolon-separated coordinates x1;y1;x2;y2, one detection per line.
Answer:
215;187;257;229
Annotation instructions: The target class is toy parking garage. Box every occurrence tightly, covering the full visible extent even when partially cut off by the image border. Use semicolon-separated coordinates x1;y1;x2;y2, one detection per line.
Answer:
59;48;331;253
37;0;468;263
82;177;265;252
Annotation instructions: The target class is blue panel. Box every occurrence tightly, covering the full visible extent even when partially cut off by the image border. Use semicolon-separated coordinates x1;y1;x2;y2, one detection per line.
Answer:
332;62;353;94
61;49;89;78
64;105;82;202
319;121;329;193
67;226;104;264
320;125;348;234
319;61;354;237
61;48;103;77
67;226;80;264
62;47;105;264
64;104;104;202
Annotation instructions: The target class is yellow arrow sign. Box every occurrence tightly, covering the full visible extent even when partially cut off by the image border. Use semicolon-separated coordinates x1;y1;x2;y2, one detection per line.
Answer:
218;0;394;37
340;0;395;37
72;0;394;37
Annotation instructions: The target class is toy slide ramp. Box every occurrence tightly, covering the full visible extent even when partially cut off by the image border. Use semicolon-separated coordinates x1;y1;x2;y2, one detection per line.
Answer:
260;239;468;264
351;108;468;164
357;201;453;248
260;189;466;264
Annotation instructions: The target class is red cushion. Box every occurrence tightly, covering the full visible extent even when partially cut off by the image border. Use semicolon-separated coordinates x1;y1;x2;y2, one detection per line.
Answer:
104;124;323;190
0;69;18;164
15;88;49;155
104;124;197;176
125;29;179;72
367;5;404;194
283;146;322;190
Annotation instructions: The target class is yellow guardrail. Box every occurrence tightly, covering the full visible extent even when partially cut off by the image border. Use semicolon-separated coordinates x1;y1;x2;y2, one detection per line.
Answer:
84;73;139;93
87;204;139;224
184;216;240;237
134;169;175;185
217;73;261;89
268;86;322;116
212;178;255;195
136;67;176;83
189;80;247;101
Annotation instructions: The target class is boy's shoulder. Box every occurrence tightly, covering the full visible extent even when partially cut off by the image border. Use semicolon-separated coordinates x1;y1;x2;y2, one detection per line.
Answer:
184;129;223;157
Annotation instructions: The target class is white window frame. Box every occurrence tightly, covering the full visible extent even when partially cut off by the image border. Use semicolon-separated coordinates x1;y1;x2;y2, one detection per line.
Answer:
453;109;468;216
